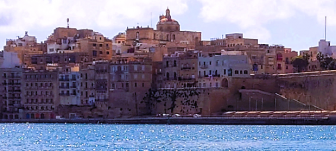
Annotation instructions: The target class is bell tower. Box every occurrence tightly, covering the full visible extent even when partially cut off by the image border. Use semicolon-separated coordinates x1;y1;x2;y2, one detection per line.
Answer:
166;8;171;20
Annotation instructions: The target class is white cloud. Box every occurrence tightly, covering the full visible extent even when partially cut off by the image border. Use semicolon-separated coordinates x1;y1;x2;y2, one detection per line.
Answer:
0;0;188;34
198;0;336;42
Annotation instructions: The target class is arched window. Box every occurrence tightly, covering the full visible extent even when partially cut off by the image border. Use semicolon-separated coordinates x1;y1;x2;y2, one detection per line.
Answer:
136;32;139;39
153;33;156;39
221;78;229;88
244;70;248;74
166;72;170;80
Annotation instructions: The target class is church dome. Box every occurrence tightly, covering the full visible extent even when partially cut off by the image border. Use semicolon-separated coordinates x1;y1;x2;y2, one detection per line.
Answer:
156;8;180;32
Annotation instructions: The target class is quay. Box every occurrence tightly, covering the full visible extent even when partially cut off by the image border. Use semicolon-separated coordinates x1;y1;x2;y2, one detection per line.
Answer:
1;112;336;125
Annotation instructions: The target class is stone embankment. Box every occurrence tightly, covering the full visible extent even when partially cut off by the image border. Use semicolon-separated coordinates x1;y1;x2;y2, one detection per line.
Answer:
2;111;336;125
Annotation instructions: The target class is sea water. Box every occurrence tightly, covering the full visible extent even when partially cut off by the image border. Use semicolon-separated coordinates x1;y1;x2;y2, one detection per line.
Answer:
0;124;336;150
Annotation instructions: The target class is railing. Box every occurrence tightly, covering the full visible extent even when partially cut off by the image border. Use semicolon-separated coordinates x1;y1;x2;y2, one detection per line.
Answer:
96;99;108;102
178;77;196;81
59;78;69;81
59;93;70;96
8;90;21;92
200;65;208;69
181;67;193;70
59;86;70;89
95;70;108;73
7;76;21;79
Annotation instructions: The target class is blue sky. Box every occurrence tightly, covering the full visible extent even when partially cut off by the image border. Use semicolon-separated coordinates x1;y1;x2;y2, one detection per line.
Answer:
1;0;336;51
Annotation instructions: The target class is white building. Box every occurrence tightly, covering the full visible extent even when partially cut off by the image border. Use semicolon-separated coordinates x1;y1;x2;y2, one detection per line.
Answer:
198;53;250;88
318;39;336;58
0;51;21;68
47;36;77;54
58;66;81;105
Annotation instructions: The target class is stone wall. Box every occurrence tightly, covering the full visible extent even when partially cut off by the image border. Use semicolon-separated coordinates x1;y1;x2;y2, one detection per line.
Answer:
277;71;336;110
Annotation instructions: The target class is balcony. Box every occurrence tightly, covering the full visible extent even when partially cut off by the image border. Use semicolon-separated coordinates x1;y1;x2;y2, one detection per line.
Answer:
200;65;208;69
7;75;21;79
96;99;108;102
8;90;21;93
89;95;95;98
181;67;193;70
95;69;108;73
59;78;69;81
6;97;21;101
70;93;77;96
178;77;196;81
5;83;20;85
59;85;70;89
70;85;77;88
59;93;70;96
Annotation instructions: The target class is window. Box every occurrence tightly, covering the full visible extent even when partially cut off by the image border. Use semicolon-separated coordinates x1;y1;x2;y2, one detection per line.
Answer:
99;51;103;54
92;50;97;56
99;44;103;47
134;74;138;79
136;32;139;39
106;51;109;55
142;65;145;71
224;69;226;75
93;43;96;47
244;70;248;74
142;83;144;87
240;70;242;74
134;83;137;88
235;70;239;74
134;65;138;71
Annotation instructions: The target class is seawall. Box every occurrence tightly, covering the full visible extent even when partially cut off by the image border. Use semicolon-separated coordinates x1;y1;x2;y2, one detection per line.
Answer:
1;117;336;125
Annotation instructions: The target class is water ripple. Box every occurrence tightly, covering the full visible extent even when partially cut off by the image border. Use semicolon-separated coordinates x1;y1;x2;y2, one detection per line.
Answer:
0;124;336;150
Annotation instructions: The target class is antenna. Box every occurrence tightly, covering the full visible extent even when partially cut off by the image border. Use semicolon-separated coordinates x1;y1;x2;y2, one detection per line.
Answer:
67;18;69;28
325;16;327;40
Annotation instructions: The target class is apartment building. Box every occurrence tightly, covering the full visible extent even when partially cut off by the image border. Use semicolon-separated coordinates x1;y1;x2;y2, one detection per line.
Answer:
22;69;59;119
0;67;23;119
58;66;81;105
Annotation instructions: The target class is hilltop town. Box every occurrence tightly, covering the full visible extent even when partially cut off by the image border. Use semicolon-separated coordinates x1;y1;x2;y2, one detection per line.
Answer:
1;8;336;120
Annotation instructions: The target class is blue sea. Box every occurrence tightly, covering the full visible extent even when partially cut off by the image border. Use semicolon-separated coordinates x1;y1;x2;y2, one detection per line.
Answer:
1;124;336;150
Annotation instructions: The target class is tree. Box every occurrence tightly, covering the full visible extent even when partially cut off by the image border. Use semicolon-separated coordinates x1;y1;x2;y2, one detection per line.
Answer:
292;56;309;72
316;52;336;70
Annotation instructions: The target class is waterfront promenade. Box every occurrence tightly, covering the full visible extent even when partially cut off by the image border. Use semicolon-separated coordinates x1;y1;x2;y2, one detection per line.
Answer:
2;111;336;125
